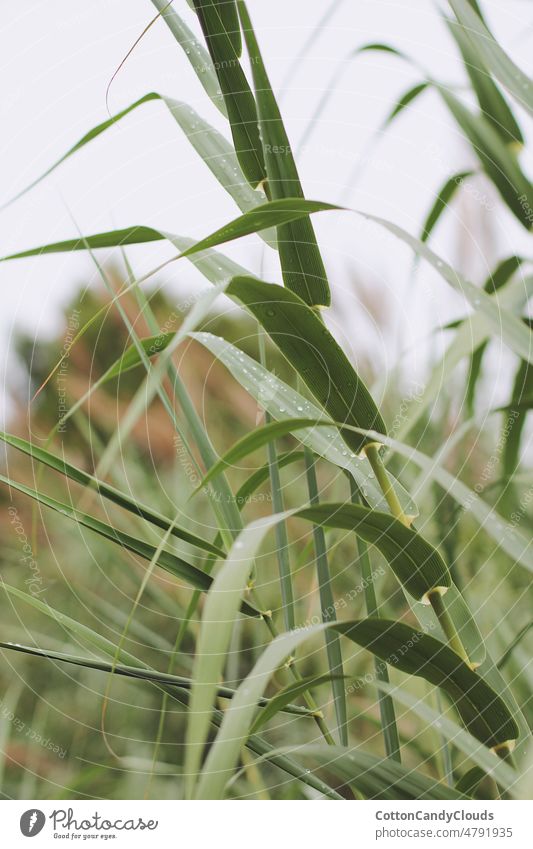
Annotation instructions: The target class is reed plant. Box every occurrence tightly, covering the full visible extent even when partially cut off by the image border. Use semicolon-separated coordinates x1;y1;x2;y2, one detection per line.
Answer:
0;0;531;800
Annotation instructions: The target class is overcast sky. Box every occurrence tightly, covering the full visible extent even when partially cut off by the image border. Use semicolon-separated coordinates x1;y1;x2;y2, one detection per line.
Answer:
1;0;532;415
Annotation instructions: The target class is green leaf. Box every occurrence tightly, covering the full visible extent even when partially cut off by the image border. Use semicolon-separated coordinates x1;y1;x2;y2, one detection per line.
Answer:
456;766;486;797
502;350;533;478
465;256;525;415
436;86;533;230
226;275;386;453
419;171;474;244
497;620;533;670
449;0;533;119
0;430;225;558
273;744;466;800
238;1;331;307
1;200;335;264
445;15;523;145
190;330;417;517
296;502;450;602
0;641;316;720
197;618;518;798
249;674;345;734
398;266;533;438
185;511;291;796
191;0;265;186
193;417;445;599
0;472;262;617
150;0;227;114
1;583;341;800
365;427;533;581
362;211;533;363
376;682;517;792
213;0;241;56
385;82;429;126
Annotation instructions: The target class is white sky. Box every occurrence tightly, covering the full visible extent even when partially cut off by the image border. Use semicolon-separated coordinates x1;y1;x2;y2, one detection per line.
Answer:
1;0;532;413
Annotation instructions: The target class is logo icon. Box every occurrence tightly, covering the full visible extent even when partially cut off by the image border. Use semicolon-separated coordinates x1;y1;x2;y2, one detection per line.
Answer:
20;810;46;837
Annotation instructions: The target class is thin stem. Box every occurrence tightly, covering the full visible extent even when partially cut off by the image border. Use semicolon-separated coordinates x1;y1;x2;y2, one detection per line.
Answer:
258;333;295;630
304;448;348;745
428;589;470;664
365;444;409;525
350;480;401;762
262;615;336;746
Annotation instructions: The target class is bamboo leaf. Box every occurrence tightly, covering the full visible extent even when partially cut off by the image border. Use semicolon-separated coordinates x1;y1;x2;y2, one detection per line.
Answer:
296;502;450;602
238;1;331;307
385;82;429;126
249;674;345;734
0;641;315;720
501;349;533;479
150;0;226;114
192;419;445;598
3;93;274;242
419;171;474;244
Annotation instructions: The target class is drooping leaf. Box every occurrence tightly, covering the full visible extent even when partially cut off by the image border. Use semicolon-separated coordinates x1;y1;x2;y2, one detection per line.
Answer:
361;211;533;363
296;502;450;601
271;744;466;800
197;617;518;798
376;682;517;792
384;81;429;126
1;200;335;264
190;330;417;516
226;275;386;453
